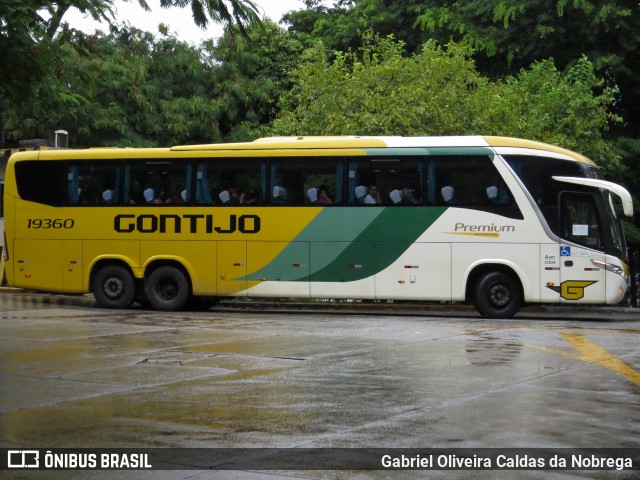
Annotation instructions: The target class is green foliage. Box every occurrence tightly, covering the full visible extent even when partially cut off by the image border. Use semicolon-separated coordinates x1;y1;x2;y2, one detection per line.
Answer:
284;0;427;52
416;0;637;67
205;21;304;140
159;0;261;35
414;0;640;134
3;20;301;147
0;1;55;112
624;220;640;249
272;36;618;165
473;56;621;166
274;37;476;136
612;137;640;247
0;0;121;145
4;26;219;147
0;0;263;147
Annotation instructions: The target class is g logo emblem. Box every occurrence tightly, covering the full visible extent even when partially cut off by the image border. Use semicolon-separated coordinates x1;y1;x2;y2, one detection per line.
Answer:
547;280;597;300
561;281;597;300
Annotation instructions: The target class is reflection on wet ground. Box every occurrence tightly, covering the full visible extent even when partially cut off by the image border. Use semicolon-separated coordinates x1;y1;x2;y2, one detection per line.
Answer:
1;291;639;478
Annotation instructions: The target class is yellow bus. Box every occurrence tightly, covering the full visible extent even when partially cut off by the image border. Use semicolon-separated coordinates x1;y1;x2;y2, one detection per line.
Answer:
2;136;633;317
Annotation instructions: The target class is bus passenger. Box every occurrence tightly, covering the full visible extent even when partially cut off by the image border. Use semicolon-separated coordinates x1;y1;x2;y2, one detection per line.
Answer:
78;183;99;205
166;186;185;204
365;185;381;205
153;189;165;204
402;188;420;205
240;189;258;205
219;188;240;205
128;181;144;204
318;185;333;204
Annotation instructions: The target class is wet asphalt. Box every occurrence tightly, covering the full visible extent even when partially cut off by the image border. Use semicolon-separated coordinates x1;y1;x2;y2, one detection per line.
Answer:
1;291;639;479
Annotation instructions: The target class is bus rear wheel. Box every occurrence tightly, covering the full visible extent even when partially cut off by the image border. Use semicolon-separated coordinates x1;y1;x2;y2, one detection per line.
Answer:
144;266;190;311
93;265;136;309
474;271;522;318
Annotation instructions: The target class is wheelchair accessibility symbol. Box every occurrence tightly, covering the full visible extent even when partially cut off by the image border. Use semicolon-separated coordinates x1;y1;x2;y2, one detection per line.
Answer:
560;246;572;257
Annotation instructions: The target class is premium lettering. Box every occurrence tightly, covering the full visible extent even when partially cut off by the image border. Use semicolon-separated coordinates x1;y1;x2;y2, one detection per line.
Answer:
454;222;515;233
114;214;260;234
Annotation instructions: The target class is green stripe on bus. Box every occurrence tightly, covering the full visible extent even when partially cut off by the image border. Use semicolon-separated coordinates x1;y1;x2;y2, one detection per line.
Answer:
308;207;446;282
364;147;494;157
244;208;383;282
243;207;447;282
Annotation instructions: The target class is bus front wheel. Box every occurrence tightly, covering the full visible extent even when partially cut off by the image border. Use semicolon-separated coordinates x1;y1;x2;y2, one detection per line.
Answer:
144;266;190;311
474;271;522;318
92;265;136;309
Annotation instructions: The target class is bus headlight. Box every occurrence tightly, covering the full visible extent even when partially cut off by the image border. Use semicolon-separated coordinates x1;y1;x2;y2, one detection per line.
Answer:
591;260;627;279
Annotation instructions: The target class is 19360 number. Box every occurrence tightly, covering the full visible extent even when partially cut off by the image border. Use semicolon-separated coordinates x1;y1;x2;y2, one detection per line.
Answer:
27;218;75;229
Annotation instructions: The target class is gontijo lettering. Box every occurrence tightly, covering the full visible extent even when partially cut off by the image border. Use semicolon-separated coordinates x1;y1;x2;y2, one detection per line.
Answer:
113;214;261;234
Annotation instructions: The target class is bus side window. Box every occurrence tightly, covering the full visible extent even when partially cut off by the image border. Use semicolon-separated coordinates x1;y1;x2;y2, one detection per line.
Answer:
125;160;189;206
426;154;522;219
270;157;340;206
13;161;66;206
428;155;514;206
197;158;264;206
68;161;120;206
347;157;423;206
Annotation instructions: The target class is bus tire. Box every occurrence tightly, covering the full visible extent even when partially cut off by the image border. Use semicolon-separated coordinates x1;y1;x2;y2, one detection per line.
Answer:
144;266;190;311
93;265;136;309
474;271;522;318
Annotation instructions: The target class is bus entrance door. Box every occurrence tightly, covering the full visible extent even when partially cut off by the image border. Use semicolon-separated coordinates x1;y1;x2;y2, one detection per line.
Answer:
558;192;606;304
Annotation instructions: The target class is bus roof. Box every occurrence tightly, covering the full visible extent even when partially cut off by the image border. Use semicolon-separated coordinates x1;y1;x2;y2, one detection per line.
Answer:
484;136;596;166
171;135;596;165
7;136;596;166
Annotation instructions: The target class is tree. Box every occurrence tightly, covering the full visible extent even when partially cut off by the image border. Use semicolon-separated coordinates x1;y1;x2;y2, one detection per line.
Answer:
159;0;261;35
0;1;53;145
414;0;640;135
204;20;304;140
284;0;427;52
0;0;262;147
272;36;619;168
4;26;221;147
4;20;301;147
